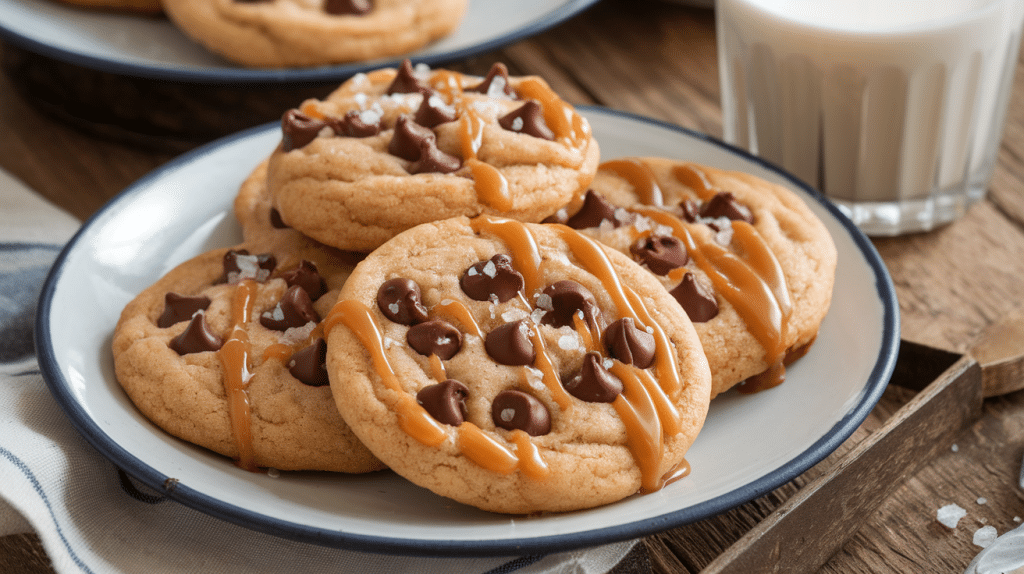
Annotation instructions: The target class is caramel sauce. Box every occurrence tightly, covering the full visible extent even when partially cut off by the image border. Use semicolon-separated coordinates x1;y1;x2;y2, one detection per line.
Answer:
458;422;518;474
737;361;786;394
637;208;788;365
324;299;447;447
600;158;664;206
526;323;573;409
615;364;682;436
516;78;591;158
219;280;257;472
429;353;447;382
611;368;664;493
512;429;550;480
661;458;691;488
467;158;513;211
458;108;486;160
431;299;483;338
262;343;292;363
672;164;717;201
572;311;599;351
470;216;544;296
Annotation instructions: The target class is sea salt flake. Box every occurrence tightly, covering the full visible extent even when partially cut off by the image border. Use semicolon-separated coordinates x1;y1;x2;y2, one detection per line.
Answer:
487;76;510;99
501;308;527;322
511;117;524;131
383;336;396;350
501;408;516;422
388;303;400;314
937;503;967;528
558;333;579;351
973;525;998;548
350;73;369;87
414;62;432;77
354;92;368;108
483;260;497;278
524;367;544;390
952;444;960;452
614;208;632;222
281;321;316;345
978;497;988;505
603;358;614;369
535;293;553;311
530;308;547;324
358;108;382;124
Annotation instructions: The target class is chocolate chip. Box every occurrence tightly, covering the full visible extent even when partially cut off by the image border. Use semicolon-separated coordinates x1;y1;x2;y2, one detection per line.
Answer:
491;390;550;436
538;280;599;328
417;380;469;426
323;0;370;15
260;285;320;331
460;254;524;303
413;90;458;128
337;109;382;137
408;137;462;174
565;190;625;229
498;101;554;140
670;272;719;323
700;191;754;223
279;260;326;301
281;109;326;152
604;317;656;369
680;199;700;223
629;235;688;276
157;293;211;328
388;115;436;161
485;319;535;366
407;319;463;360
467;63;516;98
288;338;329;387
269;207;289;229
376;278;429;325
169;313;222;355
221;250;276;284
564;352;623;403
386;59;430;95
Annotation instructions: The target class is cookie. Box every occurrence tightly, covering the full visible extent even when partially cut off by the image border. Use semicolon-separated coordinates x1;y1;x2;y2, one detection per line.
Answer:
112;241;383;473
161;0;468;68
266;61;601;252
550;157;837;398
324;216;711;514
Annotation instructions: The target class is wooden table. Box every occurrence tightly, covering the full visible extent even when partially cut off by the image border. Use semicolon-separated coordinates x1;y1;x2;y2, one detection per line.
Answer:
3;1;1024;572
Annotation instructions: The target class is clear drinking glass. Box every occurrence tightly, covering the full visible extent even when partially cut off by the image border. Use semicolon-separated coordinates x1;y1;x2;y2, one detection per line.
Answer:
717;0;1024;236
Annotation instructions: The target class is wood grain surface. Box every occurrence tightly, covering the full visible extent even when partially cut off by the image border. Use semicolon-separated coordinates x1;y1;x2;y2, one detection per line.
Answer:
3;0;1024;572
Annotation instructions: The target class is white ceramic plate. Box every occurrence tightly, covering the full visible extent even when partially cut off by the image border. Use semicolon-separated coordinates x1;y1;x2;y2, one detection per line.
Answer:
37;107;899;556
0;0;598;84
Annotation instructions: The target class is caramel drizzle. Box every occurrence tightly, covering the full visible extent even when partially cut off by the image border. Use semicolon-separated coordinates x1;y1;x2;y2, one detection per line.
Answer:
432;299;483;338
219;280;257;472
324;300;447;447
469;216;544;295
527;325;573;409
572;312;599;351
639;207;788;365
609;363;664;493
516;77;592;157
600;158;664;206
672;164;717;201
458;422;518;474
262;343;292;363
429;353;447;382
512;429;550;480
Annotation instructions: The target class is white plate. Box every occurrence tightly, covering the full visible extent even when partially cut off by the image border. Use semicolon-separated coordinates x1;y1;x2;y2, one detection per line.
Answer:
0;0;598;84
37;107;899;556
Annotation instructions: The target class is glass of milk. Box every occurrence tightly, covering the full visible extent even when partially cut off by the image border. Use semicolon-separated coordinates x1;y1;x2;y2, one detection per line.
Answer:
717;0;1024;235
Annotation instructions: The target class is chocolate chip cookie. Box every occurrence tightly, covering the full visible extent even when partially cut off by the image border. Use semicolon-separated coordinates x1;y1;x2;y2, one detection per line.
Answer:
267;61;601;252
113;242;383;473
551;157;837;398
324;216;711;513
162;0;468;68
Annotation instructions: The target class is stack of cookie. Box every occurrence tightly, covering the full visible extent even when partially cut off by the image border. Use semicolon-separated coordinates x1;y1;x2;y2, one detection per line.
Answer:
112;61;837;514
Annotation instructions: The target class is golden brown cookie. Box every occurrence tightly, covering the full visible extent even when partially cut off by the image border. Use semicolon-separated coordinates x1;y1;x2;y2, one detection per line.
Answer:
113;241;383;473
266;61;601;252
553;157;837;398
161;0;468;68
324;216;711;513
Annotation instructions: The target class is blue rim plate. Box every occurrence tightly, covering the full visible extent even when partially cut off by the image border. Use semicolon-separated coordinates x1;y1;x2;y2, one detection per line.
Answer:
36;106;899;557
0;0;599;84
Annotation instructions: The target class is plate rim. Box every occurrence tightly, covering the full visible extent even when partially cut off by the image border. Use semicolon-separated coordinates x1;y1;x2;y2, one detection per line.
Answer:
35;106;900;557
0;0;601;85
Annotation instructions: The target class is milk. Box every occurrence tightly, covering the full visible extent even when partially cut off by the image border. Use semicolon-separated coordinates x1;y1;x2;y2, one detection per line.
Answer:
717;0;1024;234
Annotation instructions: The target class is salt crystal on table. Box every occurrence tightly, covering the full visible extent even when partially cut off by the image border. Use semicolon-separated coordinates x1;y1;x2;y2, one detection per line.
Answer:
973;525;998;547
937;503;967;528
